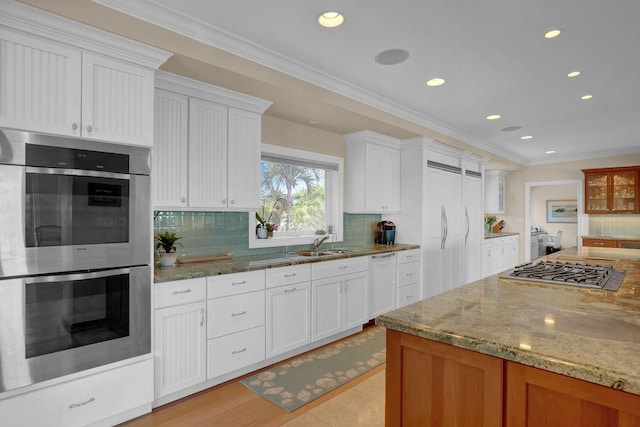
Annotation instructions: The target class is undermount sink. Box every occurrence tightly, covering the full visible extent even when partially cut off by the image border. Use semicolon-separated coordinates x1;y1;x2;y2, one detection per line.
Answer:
296;251;330;257
296;249;354;257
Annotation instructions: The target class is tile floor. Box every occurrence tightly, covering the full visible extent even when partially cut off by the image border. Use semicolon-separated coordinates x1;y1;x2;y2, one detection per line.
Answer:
282;369;385;427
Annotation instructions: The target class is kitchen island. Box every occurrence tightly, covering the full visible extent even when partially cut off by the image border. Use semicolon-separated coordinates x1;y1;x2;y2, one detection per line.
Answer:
377;246;640;426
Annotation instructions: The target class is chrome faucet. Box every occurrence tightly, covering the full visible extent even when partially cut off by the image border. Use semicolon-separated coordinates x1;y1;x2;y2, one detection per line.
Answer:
313;235;330;250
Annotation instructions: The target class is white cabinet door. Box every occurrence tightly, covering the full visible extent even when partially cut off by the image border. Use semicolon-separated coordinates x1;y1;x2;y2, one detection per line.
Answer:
342;271;368;330
154;301;207;398
368;252;397;318
365;143;400;212
0;29;81;136
311;276;342;341
463;174;483;284
188;97;228;209
153;89;188;207
227;107;261;210
265;282;311;358
81;53;154;146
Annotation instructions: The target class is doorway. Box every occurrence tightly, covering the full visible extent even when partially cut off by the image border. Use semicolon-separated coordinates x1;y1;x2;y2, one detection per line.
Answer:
524;180;583;262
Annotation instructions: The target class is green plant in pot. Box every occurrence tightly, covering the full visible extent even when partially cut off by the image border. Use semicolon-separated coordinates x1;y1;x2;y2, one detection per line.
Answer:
155;230;182;267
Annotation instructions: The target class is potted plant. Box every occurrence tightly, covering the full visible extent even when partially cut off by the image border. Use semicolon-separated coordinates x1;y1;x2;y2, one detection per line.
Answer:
155;230;182;266
256;199;281;238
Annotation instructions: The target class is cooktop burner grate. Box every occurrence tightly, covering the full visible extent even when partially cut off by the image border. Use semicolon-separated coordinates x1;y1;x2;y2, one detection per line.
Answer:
501;261;626;291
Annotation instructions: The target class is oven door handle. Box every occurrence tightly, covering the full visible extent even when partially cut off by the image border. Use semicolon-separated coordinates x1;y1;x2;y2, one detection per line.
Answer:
25;268;133;284
26;166;131;180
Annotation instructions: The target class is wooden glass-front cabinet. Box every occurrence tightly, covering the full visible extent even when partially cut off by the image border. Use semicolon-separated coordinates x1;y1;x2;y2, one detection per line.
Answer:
583;167;639;214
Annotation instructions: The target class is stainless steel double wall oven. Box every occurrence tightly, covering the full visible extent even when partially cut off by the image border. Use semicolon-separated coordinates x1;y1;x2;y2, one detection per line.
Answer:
0;128;151;393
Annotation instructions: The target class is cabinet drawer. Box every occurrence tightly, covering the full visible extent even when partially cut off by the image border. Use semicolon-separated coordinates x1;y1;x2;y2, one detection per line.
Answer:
155;278;207;309
207;291;265;338
397;283;420;308
397;249;419;264
208;326;265;379
398;261;420;287
266;264;311;288
0;358;153;427
311;256;369;280
207;270;265;299
583;238;618;248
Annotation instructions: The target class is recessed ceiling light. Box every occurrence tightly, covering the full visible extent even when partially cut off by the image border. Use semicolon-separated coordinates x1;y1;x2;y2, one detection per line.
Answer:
581;94;593;100
486;114;502;120
375;48;410;65
426;77;446;87
567;71;581;78
544;28;562;39
502;126;522;132
521;135;533;140
545;150;556;154
318;11;344;28
309;120;320;124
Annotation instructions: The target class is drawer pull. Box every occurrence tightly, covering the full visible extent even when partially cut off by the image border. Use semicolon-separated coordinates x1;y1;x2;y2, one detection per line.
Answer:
232;281;247;285
406;273;413;277
231;311;247;317
284;273;297;277
338;265;348;269
201;308;205;326
232;348;247;355
173;289;192;295
406;295;413;299
284;287;297;293
69;397;95;409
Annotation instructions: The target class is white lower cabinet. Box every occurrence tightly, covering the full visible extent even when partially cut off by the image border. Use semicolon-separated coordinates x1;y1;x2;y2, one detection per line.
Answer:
154;278;207;399
396;249;421;308
311;257;369;341
482;235;520;277
206;270;266;379
265;265;312;358
0;358;153;427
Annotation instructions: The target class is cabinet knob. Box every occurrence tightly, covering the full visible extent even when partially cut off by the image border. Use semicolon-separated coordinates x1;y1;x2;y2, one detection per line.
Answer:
222;199;227;204
181;197;186;203
230;199;235;204
72;123;78;131
86;125;92;133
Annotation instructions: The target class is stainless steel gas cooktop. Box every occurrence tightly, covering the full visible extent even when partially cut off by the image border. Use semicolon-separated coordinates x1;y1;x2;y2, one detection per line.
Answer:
501;261;626;291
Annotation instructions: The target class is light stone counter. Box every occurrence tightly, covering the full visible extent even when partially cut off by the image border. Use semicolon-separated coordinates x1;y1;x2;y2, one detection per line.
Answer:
154;243;419;283
377;246;640;396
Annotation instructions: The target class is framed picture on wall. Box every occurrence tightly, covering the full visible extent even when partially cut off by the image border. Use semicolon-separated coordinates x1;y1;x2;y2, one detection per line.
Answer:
546;200;578;223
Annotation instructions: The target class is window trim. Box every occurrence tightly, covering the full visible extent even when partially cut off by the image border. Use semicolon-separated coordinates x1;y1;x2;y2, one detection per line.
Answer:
249;143;343;249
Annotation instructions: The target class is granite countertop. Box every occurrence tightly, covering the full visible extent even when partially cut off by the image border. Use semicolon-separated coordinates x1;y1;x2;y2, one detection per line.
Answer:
583;235;640;241
154;243;420;283
484;232;520;239
377;246;640;396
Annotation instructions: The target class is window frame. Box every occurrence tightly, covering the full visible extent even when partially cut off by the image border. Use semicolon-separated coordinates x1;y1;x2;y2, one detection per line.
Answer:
249;143;343;249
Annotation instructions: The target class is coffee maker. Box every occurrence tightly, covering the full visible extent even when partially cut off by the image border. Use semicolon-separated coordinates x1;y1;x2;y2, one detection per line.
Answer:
375;220;396;245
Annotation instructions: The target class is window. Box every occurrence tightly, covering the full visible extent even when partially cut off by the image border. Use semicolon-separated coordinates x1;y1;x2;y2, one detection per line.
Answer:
249;144;343;248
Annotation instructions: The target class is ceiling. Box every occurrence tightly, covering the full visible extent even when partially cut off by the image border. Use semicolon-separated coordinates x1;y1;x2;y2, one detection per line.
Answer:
25;0;640;166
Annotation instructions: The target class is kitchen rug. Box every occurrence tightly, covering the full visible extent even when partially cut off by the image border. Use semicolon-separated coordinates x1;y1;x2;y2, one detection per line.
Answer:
240;326;386;412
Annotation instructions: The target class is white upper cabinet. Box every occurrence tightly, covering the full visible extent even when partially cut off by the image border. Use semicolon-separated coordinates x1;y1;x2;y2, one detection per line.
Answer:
344;130;401;213
0;29;81;136
153;89;189;207
153;71;271;210
80;53;155;146
484;170;507;214
188;97;228;209
0;4;170;146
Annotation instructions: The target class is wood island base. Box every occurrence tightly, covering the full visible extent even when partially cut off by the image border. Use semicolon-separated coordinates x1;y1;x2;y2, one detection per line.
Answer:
385;329;640;427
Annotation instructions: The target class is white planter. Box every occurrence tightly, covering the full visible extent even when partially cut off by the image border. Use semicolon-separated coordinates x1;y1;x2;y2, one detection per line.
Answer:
159;252;177;267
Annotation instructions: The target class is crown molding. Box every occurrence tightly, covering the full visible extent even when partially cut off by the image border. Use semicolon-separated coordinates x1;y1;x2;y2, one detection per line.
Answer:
155;70;272;114
342;130;401;148
0;0;171;69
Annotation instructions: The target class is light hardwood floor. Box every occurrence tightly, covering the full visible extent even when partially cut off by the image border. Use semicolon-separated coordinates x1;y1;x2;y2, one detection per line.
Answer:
120;365;385;427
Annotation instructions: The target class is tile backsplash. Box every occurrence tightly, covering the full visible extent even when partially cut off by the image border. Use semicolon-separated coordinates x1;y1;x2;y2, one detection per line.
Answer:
587;214;640;237
154;211;381;258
